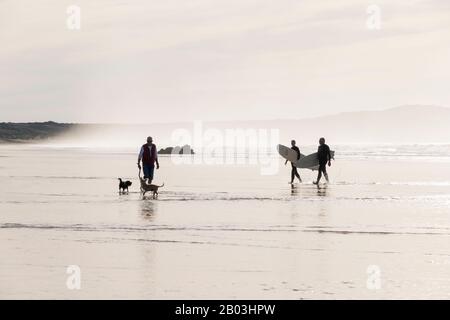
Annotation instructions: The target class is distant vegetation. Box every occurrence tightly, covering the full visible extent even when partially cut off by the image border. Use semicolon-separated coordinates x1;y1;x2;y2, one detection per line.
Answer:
0;121;74;143
0;122;196;153
158;145;195;155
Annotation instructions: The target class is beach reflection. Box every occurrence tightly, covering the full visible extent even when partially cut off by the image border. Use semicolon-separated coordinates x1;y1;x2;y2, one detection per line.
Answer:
316;184;328;196
140;200;157;221
290;183;298;196
289;183;328;198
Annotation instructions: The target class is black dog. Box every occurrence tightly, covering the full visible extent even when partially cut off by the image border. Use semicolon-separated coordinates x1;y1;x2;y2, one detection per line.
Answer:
118;178;132;193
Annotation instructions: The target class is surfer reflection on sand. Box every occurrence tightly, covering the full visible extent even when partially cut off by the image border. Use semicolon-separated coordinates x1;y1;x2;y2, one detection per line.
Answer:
290;182;328;197
290;183;298;196
316;183;328;196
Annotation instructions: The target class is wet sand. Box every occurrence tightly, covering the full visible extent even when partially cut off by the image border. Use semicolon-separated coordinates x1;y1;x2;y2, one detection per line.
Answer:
1;145;450;299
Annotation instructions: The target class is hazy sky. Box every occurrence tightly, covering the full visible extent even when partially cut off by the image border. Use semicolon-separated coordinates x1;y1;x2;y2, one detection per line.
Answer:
1;0;449;123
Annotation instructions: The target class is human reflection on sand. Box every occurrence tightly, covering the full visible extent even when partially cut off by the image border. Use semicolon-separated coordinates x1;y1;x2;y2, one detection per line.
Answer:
290;183;328;197
316;184;327;196
140;200;157;221
290;183;298;196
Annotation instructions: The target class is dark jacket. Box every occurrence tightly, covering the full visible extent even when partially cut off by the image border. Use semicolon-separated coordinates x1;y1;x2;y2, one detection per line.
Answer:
317;144;331;163
142;143;157;165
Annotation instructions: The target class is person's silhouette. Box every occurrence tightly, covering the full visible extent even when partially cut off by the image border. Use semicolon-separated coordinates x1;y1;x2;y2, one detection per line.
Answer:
285;140;302;184
137;136;160;184
314;137;331;184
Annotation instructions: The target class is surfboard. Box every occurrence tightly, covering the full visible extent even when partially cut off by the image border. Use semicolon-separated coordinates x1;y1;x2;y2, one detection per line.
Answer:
277;144;305;162
294;150;335;170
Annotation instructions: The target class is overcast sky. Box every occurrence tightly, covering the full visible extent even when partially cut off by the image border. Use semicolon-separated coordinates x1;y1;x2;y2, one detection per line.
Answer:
1;0;449;123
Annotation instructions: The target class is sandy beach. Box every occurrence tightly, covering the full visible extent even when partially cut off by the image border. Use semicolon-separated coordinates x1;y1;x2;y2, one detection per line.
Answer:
1;144;449;299
2;0;450;305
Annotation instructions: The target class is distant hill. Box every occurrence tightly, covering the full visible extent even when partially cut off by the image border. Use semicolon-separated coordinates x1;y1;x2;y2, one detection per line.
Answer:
1;105;450;144
269;104;450;144
198;105;450;144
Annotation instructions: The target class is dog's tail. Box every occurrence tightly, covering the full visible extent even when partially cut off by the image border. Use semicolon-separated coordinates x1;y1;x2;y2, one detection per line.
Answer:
158;183;164;188
118;178;122;182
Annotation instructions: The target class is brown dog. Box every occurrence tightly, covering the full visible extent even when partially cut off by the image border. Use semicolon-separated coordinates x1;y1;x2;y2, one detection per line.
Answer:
139;177;164;199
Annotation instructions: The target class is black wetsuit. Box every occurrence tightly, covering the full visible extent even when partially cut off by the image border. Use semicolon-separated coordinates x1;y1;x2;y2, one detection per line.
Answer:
291;146;301;183
317;143;331;181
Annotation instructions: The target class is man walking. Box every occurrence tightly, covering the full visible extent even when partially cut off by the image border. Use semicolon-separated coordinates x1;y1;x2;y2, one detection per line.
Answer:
285;140;302;184
138;136;160;184
314;137;331;184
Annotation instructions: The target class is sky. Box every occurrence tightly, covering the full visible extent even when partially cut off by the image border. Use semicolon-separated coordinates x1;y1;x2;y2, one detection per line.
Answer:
1;0;450;123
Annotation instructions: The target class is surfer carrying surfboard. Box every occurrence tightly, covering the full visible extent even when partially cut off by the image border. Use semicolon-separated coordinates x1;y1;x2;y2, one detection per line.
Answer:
313;137;332;185
285;140;302;184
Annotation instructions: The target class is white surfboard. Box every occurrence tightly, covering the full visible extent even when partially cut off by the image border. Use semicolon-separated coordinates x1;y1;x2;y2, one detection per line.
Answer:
294;150;335;170
277;144;305;162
